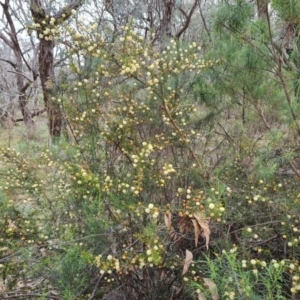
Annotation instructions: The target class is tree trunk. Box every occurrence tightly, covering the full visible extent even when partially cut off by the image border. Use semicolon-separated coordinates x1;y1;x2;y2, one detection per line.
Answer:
38;38;62;138
161;0;175;38
15;56;36;137
30;0;83;140
0;0;36;137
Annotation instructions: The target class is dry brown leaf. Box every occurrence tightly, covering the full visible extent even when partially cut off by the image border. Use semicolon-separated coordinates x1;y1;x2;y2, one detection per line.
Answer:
50;290;59;296
39;247;46;257
164;210;172;231
178;216;186;233
175;285;184;297
160;270;167;281
182;249;193;275
198;292;207;300
169;229;177;241
194;213;210;250
178;215;193;233
192;219;201;247
203;278;219;300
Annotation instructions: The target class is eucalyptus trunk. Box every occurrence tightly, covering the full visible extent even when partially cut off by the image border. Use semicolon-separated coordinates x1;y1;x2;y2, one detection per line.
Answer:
30;0;83;140
38;38;62;138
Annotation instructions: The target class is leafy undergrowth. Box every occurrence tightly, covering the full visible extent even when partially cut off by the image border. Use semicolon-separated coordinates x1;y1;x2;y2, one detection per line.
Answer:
1;25;300;300
1;142;300;300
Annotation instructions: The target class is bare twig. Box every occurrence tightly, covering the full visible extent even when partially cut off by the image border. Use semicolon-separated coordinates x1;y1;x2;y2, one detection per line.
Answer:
15;108;46;122
88;273;105;300
0;57;16;68
101;284;125;300
247;234;280;248
198;0;211;40
265;8;300;135
7;70;33;83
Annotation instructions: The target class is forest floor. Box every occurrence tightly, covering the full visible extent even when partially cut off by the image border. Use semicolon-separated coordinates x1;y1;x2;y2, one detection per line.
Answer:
0;115;50;149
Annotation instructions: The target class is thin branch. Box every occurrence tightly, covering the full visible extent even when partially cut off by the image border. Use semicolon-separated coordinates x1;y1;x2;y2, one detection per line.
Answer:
54;54;71;67
265;8;300;135
101;284;125;300
175;0;198;39
88;273;105;300
162;101;208;179
247;234;280;249
15;108;46;122
229;220;282;236
0;30;13;48
7;70;33;83
1;0;32;71
0;0;17;39
0;57;16;68
198;0;211;41
37;0;84;23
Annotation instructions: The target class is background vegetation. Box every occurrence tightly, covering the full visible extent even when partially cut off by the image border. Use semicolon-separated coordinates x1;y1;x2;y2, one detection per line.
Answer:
1;0;300;299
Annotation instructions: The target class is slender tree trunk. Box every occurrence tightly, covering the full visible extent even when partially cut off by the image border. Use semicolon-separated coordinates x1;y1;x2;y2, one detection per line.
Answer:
0;0;35;137
15;56;36;137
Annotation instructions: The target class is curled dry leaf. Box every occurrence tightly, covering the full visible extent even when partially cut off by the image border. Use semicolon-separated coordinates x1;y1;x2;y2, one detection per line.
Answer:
198;292;207;300
178;215;193;233
165;210;178;243
175;285;184;297
182;249;193;275
192;219;201;246
169;229;177;242
164;210;172;231
203;278;219;300
194;213;210;250
50;290;59;296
